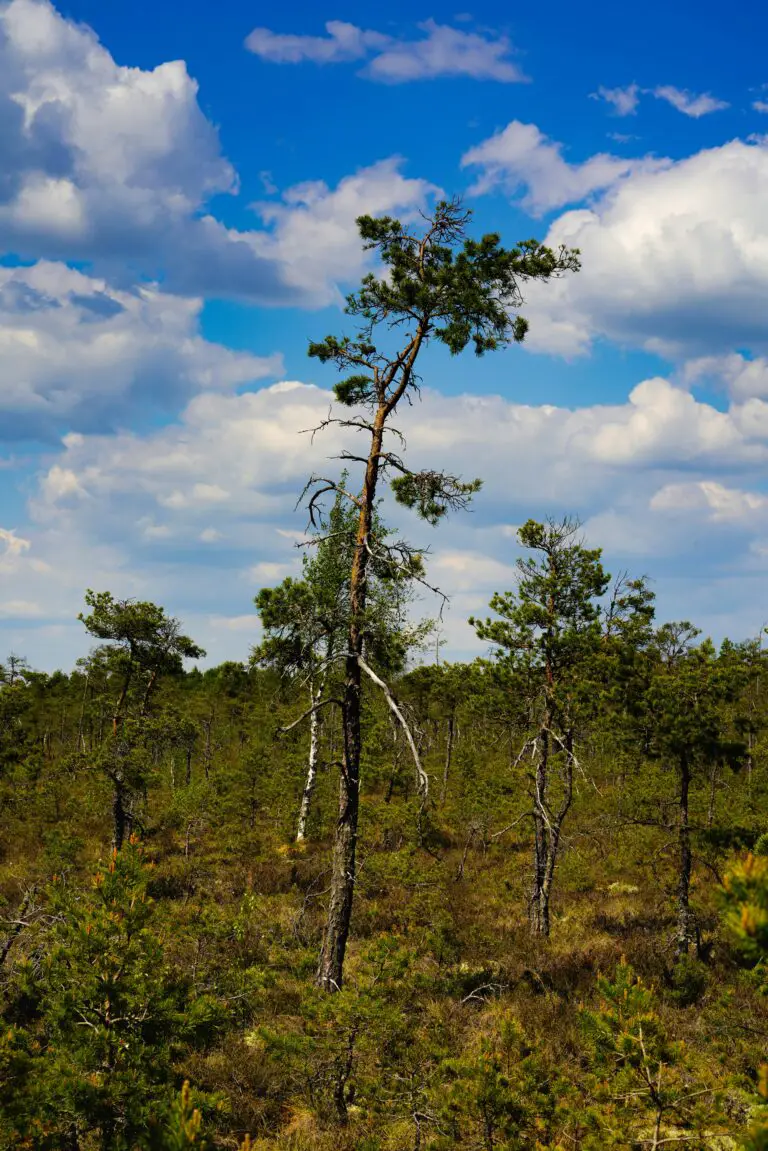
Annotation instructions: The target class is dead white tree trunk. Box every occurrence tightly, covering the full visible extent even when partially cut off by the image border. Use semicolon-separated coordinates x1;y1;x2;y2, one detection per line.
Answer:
297;680;324;843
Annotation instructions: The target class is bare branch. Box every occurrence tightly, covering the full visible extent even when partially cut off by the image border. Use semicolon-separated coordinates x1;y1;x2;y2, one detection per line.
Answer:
297;476;363;528
357;656;429;799
488;813;532;840
279;697;344;734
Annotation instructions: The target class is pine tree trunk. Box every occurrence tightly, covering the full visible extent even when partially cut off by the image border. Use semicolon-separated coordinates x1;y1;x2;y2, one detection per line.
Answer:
203;710;214;779
297;684;323;842
747;730;754;808
113;665;132;736
141;668;158;716
676;753;693;956
113;778;127;851
64;1123;80;1150
316;409;385;991
316;677;361;991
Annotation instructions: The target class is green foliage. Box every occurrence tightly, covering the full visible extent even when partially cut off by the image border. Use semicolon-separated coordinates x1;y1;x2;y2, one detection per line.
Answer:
7;501;768;1148
722;854;768;973
471;517;611;688
254;483;429;683
390;472;482;526
431;1008;570;1149
580;960;725;1147
308;201;578;520
146;1083;208;1150
343;204;579;360
0;839;221;1149
721;857;768;1148
79;590;205;685
643;632;747;771
668;953;708;1006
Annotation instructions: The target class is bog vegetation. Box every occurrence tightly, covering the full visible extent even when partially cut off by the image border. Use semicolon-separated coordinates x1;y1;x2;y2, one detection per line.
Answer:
3;206;768;1150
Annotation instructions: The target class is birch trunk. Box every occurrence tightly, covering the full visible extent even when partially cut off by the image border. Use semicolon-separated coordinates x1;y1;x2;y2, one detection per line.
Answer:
296;682;324;842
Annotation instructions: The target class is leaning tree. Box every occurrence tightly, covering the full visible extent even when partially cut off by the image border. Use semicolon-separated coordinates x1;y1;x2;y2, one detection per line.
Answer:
302;199;580;990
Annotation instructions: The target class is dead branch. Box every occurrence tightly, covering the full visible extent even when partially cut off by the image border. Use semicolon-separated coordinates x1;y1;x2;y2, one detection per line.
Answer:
488;813;532;841
279;697;344;734
357;656;429;799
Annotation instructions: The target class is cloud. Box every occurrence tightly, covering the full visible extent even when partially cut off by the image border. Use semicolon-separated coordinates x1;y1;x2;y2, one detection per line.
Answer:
5;367;768;667
591;84;640;116
0;597;42;617
514;138;768;359
461;120;663;214
430;549;518;592
245;18;527;83
681;354;768;401
245;20;385;65
250;159;439;302
651;85;729;118
754;100;768;114
0;0;260;284
651;480;768;522
365;20;526;83
0;0;434;304
590;83;728;120
26;377;768;560
208;613;262;633
0;260;282;440
0;526;31;568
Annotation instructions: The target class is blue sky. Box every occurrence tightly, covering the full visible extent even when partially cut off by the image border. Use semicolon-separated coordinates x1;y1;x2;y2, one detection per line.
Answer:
3;0;768;670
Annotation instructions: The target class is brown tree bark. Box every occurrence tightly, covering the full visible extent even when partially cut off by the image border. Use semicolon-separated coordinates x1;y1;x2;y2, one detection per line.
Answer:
316;411;385;991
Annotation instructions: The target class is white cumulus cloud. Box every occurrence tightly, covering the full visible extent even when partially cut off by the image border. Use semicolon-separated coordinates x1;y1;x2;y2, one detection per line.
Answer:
590;83;728;119
461;120;664;214
4;370;768;666
0;0;435;304
516;138;768;359
250;159;439;302
651;480;768;522
0;260;282;439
